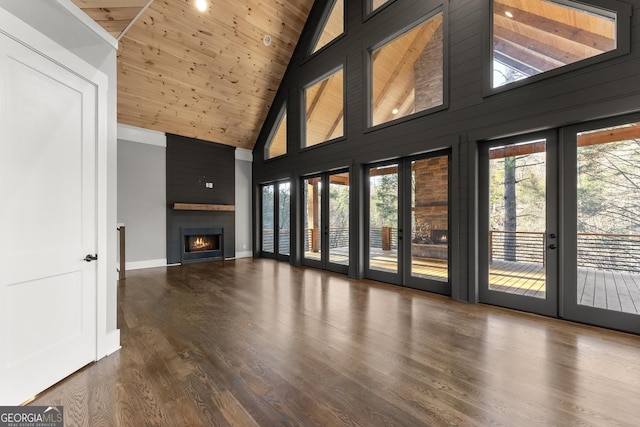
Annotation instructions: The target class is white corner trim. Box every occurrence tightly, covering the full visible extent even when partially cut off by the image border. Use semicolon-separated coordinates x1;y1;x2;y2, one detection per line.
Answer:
117;0;154;41
54;0;118;50
101;330;121;358
118;123;167;147
235;251;253;259
124;258;167;271
235;148;253;162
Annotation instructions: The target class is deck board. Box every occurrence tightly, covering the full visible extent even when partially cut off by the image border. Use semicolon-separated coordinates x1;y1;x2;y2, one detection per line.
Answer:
308;249;640;315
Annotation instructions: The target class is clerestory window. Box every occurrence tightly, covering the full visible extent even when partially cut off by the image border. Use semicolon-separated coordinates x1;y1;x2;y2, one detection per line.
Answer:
304;68;344;148
311;0;344;54
264;106;287;160
370;10;444;127
492;0;619;88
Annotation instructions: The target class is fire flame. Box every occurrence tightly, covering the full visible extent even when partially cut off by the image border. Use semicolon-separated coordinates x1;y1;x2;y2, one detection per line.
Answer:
193;237;208;249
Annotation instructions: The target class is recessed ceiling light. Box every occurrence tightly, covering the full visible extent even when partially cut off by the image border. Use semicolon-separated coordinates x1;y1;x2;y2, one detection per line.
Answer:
196;0;207;12
505;11;514;18
392;108;399;115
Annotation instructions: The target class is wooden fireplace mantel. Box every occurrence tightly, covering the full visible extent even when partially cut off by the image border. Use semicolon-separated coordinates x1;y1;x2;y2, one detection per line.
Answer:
172;203;235;212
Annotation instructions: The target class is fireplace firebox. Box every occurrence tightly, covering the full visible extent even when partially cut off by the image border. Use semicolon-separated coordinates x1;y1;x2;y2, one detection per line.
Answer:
431;229;448;244
181;227;224;263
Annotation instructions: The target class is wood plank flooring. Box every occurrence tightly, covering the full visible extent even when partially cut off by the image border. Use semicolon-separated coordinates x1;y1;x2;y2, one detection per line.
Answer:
30;259;640;426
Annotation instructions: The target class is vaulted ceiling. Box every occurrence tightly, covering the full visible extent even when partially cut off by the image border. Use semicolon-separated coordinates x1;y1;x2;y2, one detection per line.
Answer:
72;0;314;150
72;0;618;151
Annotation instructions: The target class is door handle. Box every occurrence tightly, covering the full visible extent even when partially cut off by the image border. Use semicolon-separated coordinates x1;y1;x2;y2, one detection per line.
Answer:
84;254;98;262
548;244;557;250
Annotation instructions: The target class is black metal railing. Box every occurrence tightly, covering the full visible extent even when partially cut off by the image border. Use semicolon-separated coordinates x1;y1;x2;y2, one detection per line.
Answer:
490;230;640;274
369;227;398;250
489;231;545;264
262;229;291;254
577;233;640;274
304;228;350;251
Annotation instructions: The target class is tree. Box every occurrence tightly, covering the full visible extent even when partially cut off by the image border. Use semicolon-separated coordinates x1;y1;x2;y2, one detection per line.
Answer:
577;139;640;234
374;173;398;228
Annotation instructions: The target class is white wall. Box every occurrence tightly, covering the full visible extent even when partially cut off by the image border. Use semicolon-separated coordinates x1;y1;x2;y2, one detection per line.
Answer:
117;124;167;270
235;148;253;258
0;0;120;354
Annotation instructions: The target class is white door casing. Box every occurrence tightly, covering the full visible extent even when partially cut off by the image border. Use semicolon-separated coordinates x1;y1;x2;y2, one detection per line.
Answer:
0;15;105;405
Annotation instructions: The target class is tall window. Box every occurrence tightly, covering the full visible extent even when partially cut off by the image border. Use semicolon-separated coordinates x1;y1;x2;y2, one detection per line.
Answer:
264;106;287;159
370;10;444;127
370;0;391;13
261;185;275;253
492;0;617;88
311;0;344;54
304;68;344;148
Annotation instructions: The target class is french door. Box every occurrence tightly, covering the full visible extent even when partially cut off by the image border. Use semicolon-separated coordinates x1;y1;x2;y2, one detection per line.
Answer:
302;170;350;274
479;131;558;316
260;181;290;260
365;152;450;295
562;116;640;334
480;117;640;334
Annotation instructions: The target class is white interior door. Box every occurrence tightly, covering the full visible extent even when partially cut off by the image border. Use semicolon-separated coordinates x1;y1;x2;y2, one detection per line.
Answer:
0;31;97;405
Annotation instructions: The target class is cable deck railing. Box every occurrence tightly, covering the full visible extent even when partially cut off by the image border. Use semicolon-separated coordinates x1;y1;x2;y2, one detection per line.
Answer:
490;230;640;274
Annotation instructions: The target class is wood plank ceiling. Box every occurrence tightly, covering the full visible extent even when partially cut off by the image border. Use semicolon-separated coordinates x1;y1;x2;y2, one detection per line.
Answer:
72;0;616;151
71;0;152;39
74;0;314;150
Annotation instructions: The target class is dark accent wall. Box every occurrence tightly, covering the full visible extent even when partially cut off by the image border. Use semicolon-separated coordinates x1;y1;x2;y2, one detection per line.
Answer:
252;0;640;301
167;134;235;264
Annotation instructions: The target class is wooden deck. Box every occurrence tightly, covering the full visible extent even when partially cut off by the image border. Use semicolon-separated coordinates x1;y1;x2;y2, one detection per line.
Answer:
307;250;640;315
489;260;546;298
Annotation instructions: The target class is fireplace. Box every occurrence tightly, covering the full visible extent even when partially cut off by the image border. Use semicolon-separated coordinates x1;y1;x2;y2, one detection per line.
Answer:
431;229;448;244
181;227;224;263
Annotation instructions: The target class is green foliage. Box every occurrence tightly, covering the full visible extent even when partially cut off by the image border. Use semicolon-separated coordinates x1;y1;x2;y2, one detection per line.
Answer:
329;182;349;229
370;173;398;228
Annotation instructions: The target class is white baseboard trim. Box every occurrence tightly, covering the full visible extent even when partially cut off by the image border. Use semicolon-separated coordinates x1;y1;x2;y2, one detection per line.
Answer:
234;251;253;259
102;329;121;358
123;258;167;271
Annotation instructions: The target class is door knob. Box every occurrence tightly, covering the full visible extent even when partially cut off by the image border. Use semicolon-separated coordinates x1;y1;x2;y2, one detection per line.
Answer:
548;244;557;250
84;254;98;262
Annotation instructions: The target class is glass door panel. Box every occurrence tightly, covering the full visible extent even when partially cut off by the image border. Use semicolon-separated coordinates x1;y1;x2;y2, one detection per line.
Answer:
480;133;557;317
410;157;449;282
488;139;548;298
278;182;290;257
261;184;275;254
575;122;640;316
328;172;349;267
303;177;322;263
368;164;399;275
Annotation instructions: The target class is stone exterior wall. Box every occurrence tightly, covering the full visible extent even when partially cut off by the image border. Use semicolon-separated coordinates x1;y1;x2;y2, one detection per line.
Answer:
414;22;443;112
414;156;448;241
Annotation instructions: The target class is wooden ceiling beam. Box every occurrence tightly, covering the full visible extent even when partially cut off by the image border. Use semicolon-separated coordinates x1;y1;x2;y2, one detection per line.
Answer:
577;124;640;147
493;36;564;73
370;166;398;177
494;26;584;67
493;3;615;53
306;79;330;120
329;175;349;185
489;124;640;159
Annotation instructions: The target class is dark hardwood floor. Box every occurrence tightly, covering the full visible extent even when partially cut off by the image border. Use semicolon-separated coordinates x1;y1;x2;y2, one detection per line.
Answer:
31;259;640;426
